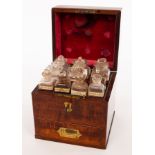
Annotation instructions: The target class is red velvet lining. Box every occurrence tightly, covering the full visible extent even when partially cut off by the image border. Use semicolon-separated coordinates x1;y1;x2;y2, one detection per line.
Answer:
54;13;117;68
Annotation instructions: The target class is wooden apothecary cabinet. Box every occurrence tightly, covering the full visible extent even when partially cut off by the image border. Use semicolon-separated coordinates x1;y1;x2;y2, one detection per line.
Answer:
32;5;121;149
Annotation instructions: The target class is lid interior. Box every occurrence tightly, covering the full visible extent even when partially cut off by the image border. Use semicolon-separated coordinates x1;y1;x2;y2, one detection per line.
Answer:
52;8;120;70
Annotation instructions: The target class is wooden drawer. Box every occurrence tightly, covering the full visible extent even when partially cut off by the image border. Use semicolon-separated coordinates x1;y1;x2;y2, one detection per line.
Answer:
35;119;106;148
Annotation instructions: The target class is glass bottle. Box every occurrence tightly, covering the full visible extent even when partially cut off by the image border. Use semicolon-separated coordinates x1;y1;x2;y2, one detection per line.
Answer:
38;55;67;91
71;68;88;96
68;57;90;82
50;55;67;77
92;58;110;84
54;69;71;93
51;55;71;93
88;73;106;97
38;68;57;90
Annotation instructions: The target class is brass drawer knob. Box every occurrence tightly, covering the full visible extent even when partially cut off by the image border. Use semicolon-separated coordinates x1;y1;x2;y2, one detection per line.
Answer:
64;102;72;112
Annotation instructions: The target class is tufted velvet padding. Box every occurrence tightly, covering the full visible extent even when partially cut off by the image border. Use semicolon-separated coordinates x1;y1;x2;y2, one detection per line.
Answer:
54;12;117;68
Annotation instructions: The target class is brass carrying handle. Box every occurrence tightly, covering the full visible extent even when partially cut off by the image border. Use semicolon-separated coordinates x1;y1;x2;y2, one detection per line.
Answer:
64;102;72;112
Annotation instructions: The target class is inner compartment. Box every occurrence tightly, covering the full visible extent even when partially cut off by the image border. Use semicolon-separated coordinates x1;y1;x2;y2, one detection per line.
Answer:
53;12;117;68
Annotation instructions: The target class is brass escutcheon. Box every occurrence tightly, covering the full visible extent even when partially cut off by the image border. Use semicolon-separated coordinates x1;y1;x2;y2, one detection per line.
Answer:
64;102;72;112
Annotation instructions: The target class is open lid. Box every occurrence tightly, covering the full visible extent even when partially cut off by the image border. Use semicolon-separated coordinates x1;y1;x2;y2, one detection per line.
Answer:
52;6;121;71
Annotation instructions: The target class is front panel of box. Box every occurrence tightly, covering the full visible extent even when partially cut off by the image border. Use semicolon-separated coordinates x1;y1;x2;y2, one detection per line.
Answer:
32;87;107;148
32;87;107;127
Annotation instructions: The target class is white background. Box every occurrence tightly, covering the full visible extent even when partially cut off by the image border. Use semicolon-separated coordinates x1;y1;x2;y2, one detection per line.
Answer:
23;0;131;155
1;0;155;155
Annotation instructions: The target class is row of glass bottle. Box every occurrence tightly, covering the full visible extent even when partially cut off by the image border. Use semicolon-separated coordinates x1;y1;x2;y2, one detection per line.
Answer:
38;55;110;97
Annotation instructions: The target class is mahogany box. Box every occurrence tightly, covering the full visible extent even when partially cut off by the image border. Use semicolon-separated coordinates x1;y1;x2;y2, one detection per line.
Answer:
32;6;121;149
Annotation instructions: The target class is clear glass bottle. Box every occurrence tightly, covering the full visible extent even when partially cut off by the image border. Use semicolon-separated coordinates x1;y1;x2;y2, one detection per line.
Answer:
68;57;90;82
88;73;106;97
54;69;71;93
50;55;67;77
38;68;57;90
92;58;110;84
51;55;71;93
71;68;88;96
39;55;68;91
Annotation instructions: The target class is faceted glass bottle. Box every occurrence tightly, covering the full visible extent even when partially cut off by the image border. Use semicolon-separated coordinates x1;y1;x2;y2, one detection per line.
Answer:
53;55;71;93
38;68;57;90
92;58;110;84
68;57;90;82
88;73;106;97
50;55;68;77
71;68;88;96
54;70;71;93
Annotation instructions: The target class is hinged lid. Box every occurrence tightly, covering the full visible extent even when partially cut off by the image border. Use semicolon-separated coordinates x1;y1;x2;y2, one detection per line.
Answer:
52;6;121;71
